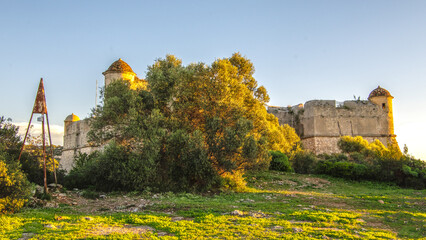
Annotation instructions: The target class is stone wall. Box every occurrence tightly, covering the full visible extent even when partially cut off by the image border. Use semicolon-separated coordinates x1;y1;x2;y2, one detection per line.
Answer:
268;99;395;154
61;118;98;172
303;100;390;138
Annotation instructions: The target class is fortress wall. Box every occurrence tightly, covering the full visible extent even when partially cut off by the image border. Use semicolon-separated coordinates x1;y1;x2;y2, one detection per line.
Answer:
302;137;340;154
269;99;394;154
61;118;98;172
302;136;393;155
302;100;390;138
267;106;298;128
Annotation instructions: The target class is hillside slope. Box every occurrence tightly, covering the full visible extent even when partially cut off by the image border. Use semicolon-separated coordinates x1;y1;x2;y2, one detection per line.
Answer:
1;172;425;239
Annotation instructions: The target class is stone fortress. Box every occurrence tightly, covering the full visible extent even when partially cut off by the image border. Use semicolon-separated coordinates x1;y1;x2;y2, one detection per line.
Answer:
267;87;397;154
61;58;397;172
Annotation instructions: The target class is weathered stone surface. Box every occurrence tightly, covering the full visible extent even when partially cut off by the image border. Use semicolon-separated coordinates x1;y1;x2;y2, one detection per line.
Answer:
268;87;397;155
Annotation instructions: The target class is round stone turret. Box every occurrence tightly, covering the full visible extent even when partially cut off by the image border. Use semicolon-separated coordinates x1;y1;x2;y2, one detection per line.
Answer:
64;113;80;122
102;58;137;87
368;86;395;139
368;86;393;100
64;113;80;135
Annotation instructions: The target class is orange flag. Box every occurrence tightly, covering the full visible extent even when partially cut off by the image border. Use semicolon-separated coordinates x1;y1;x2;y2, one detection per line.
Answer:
32;78;47;114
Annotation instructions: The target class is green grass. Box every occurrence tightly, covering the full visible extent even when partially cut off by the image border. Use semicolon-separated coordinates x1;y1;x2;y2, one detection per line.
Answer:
1;171;425;239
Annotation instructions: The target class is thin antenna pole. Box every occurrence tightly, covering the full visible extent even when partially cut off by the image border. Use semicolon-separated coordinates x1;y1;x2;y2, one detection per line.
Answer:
46;111;57;185
42;114;48;194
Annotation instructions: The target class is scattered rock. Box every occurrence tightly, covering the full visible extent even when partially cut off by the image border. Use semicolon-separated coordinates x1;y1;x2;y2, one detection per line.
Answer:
48;183;63;188
44;202;58;208
378;200;385;204
265;195;273;200
44;224;56;229
172;216;184;221
271;226;283;230
116;205;126;210
157;231;169;236
357;218;366;223
125;225;155;231
231;210;245;216
34;185;44;195
18;232;35;240
292;227;303;233
249;211;266;218
152;194;160;199
99;194;107;199
131;207;140;212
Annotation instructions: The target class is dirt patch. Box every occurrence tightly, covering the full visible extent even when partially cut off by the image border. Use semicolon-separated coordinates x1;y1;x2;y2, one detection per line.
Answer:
88;224;156;236
47;192;154;213
296;177;331;189
271;180;298;186
363;217;395;232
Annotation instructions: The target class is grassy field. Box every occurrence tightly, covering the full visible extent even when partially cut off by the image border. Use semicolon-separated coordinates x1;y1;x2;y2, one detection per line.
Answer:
1;171;425;239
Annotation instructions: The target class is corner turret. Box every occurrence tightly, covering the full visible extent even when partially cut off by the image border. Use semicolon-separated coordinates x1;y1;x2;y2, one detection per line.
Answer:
368;86;395;136
102;58;147;90
102;58;137;87
64;113;80;135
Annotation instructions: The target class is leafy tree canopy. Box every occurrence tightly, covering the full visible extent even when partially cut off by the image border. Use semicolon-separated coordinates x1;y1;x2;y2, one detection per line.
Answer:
87;53;300;191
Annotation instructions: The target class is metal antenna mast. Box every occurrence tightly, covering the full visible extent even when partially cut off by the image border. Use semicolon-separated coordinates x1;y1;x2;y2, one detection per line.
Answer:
18;78;56;193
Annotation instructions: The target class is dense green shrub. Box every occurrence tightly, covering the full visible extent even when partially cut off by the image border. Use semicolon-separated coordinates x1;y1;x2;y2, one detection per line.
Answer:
269;151;292;172
165;130;218;192
0;158;31;214
315;161;370;180
0;117;32;213
327;136;425;189
64;152;100;190
288;136;426;189
65;132;220;192
292;152;317;174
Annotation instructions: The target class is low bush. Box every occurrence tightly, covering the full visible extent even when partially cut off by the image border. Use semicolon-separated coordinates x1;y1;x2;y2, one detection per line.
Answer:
0;117;32;213
0;158;31;214
269;151;292;172
313;136;426;189
292;152;317;174
315;161;370;180
64;152;100;190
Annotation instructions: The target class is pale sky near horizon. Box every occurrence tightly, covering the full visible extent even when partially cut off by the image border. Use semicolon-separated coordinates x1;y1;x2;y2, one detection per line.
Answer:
0;0;425;159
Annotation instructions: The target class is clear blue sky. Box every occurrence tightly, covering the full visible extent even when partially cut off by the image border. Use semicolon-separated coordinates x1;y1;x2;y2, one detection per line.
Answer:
1;0;425;159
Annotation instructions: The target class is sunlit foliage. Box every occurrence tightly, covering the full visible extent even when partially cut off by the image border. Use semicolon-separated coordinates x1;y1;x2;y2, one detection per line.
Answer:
83;53;300;192
0;117;31;214
293;136;426;188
